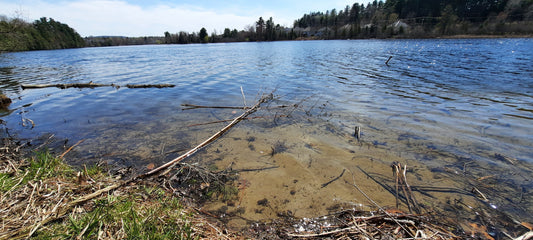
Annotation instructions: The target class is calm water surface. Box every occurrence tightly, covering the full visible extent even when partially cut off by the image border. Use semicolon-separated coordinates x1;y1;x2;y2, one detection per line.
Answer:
1;39;532;232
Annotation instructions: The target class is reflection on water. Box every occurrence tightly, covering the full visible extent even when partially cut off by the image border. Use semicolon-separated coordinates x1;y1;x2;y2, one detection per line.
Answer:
1;39;532;232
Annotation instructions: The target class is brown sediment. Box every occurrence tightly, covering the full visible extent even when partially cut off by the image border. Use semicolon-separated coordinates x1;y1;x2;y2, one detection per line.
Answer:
194;117;533;238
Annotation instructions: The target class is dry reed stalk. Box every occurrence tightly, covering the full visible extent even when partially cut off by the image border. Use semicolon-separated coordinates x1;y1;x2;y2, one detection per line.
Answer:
392;162;421;214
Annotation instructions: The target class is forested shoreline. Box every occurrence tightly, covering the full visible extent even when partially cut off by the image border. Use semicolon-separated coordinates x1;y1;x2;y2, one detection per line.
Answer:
0;17;84;52
82;0;533;47
1;0;532;50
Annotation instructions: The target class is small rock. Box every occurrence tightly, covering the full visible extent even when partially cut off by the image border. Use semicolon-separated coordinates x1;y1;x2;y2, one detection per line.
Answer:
257;198;269;206
0;94;11;109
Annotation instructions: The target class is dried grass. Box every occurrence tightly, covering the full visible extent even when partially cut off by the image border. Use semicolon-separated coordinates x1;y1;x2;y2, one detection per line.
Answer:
0;136;233;239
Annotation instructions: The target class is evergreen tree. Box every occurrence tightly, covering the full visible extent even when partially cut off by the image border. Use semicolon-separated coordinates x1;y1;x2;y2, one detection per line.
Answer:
199;27;208;43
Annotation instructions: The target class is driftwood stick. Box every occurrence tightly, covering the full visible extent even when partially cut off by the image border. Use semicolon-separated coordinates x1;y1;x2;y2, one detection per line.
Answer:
21;83;175;90
185;115;288;127
181;104;251;110
181;104;294;110
21;83;112;89
139;94;272;178
125;84;175;88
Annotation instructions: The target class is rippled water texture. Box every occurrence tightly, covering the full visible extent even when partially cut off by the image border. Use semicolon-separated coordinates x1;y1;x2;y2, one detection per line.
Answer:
1;39;532;230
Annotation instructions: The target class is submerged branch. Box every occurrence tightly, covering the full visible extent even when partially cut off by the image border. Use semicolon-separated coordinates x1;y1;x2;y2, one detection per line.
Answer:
21;83;112;89
185;115;288;127
125;84;175;88
21;83;175;90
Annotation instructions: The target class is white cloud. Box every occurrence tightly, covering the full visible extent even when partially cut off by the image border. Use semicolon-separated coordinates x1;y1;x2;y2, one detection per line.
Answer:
1;0;378;37
2;0;258;37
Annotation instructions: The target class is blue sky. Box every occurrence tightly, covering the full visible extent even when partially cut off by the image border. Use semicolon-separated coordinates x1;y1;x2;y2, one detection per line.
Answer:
1;0;373;37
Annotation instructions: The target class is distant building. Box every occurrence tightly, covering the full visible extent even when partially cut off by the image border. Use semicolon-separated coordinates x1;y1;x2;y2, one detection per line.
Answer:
391;20;409;32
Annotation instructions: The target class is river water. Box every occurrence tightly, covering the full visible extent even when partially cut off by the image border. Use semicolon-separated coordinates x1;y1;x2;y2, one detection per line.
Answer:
1;39;532;233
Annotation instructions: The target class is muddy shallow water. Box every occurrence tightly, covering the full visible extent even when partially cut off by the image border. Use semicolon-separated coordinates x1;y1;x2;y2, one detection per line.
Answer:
1;39;532;234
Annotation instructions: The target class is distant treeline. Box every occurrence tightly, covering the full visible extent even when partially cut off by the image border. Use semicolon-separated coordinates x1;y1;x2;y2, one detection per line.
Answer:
1;0;532;51
292;0;533;38
0;16;84;52
86;0;533;47
84;23;296;47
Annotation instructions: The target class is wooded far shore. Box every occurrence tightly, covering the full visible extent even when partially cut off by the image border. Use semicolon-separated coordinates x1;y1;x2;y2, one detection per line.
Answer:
1;0;532;51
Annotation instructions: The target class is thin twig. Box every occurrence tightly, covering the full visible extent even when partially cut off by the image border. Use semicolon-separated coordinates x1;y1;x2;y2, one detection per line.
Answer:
59;139;85;159
240;86;247;108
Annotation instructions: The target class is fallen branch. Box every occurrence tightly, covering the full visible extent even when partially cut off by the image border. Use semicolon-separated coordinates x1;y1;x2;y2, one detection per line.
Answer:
125;84;175;88
142;94;272;178
21;83;175;90
181;103;294;110
186;115;288;127
21;83;112;89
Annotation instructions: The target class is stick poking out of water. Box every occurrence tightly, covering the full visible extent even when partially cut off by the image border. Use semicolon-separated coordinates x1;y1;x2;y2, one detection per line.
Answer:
385;56;393;66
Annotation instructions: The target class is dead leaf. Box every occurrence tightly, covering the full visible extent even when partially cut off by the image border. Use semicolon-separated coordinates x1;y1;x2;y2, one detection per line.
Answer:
146;163;155;170
469;223;495;240
522;222;533;231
